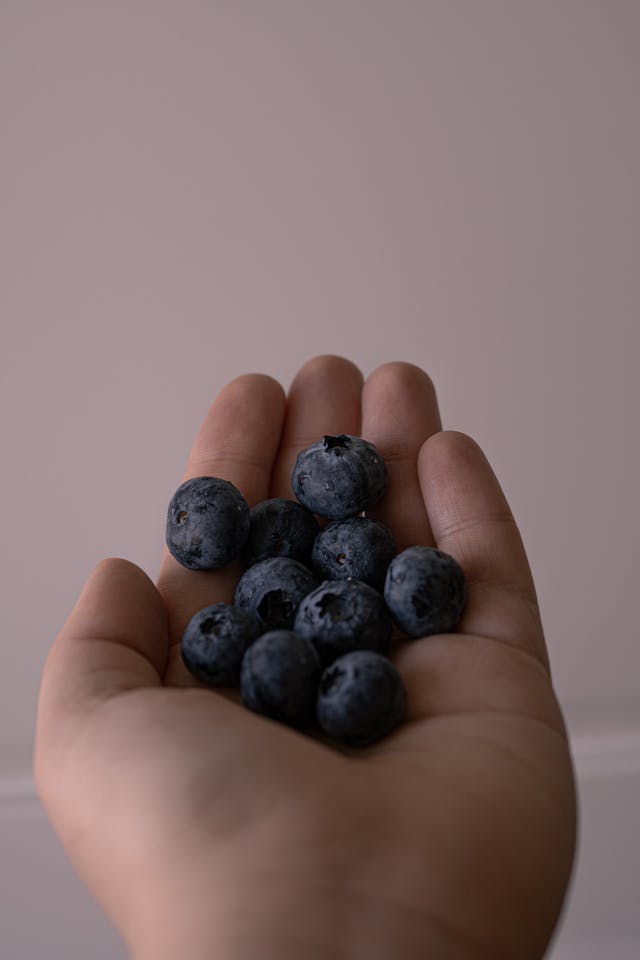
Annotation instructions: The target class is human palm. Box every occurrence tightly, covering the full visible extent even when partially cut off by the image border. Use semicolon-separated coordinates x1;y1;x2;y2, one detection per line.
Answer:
35;357;576;960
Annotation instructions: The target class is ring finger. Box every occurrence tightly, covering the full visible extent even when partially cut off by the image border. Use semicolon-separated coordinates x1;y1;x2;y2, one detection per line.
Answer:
361;361;442;551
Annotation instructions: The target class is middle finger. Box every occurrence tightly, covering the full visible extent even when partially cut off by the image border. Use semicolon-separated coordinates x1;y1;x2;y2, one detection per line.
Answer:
361;361;442;551
269;355;364;499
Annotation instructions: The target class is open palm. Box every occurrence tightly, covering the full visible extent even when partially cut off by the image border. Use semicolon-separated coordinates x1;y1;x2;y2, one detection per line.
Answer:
35;356;576;960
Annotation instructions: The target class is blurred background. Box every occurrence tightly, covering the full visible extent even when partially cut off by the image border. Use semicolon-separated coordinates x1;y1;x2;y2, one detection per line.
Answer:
1;2;638;956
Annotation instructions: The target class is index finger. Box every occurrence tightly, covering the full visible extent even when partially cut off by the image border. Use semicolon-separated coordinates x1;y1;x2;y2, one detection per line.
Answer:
157;373;287;681
418;430;549;672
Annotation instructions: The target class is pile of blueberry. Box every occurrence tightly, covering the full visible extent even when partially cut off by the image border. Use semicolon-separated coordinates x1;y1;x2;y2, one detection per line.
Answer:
166;435;466;747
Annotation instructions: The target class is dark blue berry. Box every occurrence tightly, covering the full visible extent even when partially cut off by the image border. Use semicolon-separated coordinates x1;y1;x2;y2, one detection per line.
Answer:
311;516;396;590
234;556;319;632
244;498;320;567
293;579;392;665
384;545;466;638
181;603;261;686
317;650;407;746
240;630;322;728
166;476;250;570
291;434;388;520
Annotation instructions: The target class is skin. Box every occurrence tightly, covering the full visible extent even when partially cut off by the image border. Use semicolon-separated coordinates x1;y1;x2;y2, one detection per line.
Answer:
33;356;577;960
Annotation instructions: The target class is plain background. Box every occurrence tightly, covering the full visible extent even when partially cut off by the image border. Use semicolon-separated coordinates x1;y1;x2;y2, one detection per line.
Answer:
1;2;639;957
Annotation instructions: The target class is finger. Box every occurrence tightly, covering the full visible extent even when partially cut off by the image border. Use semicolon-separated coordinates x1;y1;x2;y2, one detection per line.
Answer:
417;431;549;671
269;355;364;499
158;374;286;687
374;430;559;746
181;373;286;498
157;374;286;639
35;558;167;777
361;361;441;551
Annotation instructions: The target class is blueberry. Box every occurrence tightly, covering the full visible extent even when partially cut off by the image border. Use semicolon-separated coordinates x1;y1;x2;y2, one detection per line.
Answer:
384;545;466;638
166;476;250;570
234;556;319;632
317;650;407;746
244;498;320;567
291;435;388;520
240;630;322;728
311;516;396;590
181;603;261;686
293;579;392;665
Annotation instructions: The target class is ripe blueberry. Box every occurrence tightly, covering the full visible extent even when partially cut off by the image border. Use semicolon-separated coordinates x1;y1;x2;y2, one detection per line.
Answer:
293;578;392;665
311;516;396;590
317;650;407;746
291;434;388;520
181;603;261;686
166;476;250;570
240;630;322;728
234;556;319;632
244;498;320;567
384;545;466;637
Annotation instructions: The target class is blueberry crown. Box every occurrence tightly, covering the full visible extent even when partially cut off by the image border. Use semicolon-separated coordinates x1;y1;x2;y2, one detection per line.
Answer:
323;434;351;451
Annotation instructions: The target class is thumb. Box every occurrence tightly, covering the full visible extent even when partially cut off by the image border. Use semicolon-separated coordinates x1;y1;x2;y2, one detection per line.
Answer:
34;558;168;778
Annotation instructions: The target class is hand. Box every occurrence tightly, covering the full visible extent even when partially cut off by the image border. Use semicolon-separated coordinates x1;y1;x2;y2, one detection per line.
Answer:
34;356;576;960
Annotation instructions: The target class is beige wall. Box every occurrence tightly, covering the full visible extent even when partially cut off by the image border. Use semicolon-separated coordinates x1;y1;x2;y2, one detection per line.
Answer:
2;2;639;956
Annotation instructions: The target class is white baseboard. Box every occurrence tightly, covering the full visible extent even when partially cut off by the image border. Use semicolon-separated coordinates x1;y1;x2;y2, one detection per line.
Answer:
548;937;640;960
